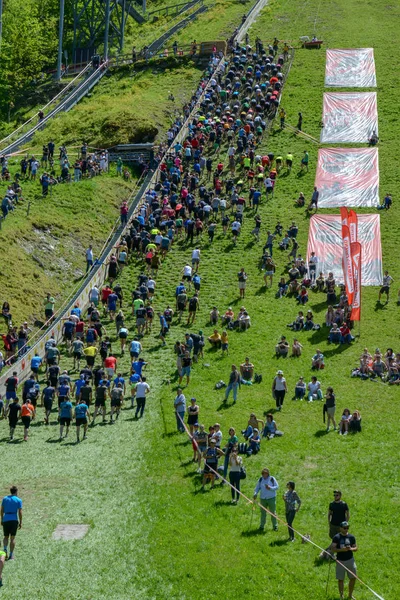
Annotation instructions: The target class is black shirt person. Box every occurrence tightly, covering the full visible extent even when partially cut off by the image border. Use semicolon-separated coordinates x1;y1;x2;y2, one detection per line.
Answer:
332;521;358;600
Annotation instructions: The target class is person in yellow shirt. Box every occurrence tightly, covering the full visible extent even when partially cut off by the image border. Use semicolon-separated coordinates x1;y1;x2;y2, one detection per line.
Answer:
221;330;229;355
208;329;221;348
83;345;97;368
279;108;286;129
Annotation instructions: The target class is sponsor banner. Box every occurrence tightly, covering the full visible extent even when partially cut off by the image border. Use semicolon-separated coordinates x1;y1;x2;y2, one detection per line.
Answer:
350;242;362;321
315;148;379;208
320;92;378;143
307;213;382;286
325;48;377;88
341;224;354;306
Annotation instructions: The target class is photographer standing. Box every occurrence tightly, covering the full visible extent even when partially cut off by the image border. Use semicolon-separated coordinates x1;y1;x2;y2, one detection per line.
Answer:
331;521;358;600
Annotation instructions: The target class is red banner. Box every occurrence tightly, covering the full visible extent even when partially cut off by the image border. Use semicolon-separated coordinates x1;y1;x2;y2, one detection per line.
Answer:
342;224;354;305
348;210;358;243
340;207;349;227
350;242;362;321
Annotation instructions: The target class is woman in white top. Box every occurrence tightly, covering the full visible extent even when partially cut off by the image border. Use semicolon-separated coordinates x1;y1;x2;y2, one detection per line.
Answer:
272;370;288;411
228;446;243;504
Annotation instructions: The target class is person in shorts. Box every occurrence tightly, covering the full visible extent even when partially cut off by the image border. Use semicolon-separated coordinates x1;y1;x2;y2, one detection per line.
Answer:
74;401;90;442
42;382;56;425
332;522;358;600
1;485;22;560
378;270;394;304
0;547;5;587
59;398;73;439
92;382;109;425
4;372;18;412
79;381;93;407
21;399;35;441
7;397;21;441
194;424;208;472
72;338;84;370
110;382;124;423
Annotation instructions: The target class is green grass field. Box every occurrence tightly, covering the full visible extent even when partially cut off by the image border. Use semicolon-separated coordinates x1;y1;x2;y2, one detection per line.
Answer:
1;0;400;598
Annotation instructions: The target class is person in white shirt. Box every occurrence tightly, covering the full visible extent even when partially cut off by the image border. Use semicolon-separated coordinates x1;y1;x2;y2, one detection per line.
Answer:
135;377;150;418
182;264;192;289
85;245;94;273
379;270;394;304
307;376;323;401
231;220;241;245
191;248;201;272
272;370;288;411
88;285;100;306
253;468;279;530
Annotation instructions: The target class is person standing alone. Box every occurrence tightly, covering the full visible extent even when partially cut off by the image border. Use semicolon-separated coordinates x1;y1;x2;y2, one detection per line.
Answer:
1;485;22;560
253;468;279;531
332;521;358;600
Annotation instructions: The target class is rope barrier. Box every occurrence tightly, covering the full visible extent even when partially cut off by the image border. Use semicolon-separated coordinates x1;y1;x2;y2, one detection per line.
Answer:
175;412;385;600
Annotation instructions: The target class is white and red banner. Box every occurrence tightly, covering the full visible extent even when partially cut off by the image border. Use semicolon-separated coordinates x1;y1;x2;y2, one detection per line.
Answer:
325;48;377;88
307;214;382;286
350;241;362;321
341;223;354;305
321;92;378;143
315;148;379;208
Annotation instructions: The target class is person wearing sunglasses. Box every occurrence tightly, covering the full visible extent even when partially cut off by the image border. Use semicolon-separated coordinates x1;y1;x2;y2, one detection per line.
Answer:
320;490;350;559
331;521;358;600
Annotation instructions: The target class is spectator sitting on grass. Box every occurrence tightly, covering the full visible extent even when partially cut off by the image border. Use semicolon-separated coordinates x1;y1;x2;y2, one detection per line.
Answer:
208;329;221;348
303;309;315;331
307;376;323;402
315;272;325;292
240;357;254;381
242;413;265;440
263;413;283;438
329;323;341;344
276;336;289;357
287;311;304;331
294;376;306;399
288;278;300;295
279;233;291;250
340;322;354;344
297;285;309;305
372;356;387;378
291;338;303;357
339;408;352;435
246;428;261;455
238;311;251;330
210;306;219;325
222;307;234;325
277;277;288;298
312;349;325;370
349;410;362;433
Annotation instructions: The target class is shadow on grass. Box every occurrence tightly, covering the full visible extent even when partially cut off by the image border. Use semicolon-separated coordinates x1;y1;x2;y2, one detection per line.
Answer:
254;285;267;296
162;431;178;438
45;438;61;444
214;500;232;507
183;471;198;479
240;529;265;537
179;458;194;467
314;429;329;438
269;539;290;547
374;300;387;311
216;401;235;411
322;344;353;358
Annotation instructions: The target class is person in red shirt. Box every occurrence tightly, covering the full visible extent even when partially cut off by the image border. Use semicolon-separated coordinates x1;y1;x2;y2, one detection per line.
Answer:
104;354;117;379
101;286;112;311
340;323;354;344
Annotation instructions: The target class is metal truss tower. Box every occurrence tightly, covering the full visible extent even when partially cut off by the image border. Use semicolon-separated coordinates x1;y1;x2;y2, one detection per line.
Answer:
72;0;127;63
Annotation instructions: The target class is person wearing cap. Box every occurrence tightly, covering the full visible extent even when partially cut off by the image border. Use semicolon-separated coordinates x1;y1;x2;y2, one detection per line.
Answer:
272;371;287;411
187;397;199;435
202;439;224;490
253;468;279;531
332;522;358;600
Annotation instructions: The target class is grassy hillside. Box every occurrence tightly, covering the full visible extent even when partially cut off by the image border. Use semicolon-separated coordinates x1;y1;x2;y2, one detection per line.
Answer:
1;0;400;599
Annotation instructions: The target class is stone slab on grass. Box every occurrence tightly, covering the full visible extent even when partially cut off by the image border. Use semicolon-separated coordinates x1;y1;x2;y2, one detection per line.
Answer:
52;524;89;541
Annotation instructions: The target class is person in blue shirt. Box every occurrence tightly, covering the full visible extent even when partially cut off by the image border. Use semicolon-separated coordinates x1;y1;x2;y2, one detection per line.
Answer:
72;375;86;402
62;319;75;347
113;374;126;394
131;358;147;377
129;373;140;407
57;382;70;410
253;468;279;531
1;485;22;560
22;376;36;402
30;353;42;381
59;399;73;439
70;305;82;319
74;402;90;442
